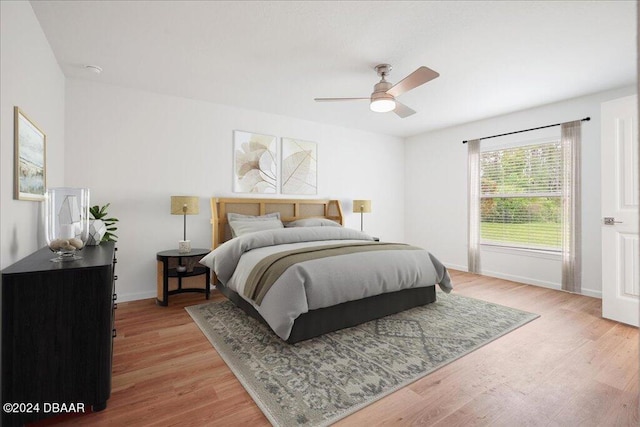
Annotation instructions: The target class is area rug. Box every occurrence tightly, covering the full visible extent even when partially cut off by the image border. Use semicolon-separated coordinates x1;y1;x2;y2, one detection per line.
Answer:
186;291;538;426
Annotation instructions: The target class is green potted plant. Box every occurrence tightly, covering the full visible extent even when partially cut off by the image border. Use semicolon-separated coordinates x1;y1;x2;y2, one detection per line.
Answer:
88;203;118;244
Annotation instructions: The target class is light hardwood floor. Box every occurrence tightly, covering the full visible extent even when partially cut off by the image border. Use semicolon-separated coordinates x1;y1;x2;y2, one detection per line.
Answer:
39;271;638;426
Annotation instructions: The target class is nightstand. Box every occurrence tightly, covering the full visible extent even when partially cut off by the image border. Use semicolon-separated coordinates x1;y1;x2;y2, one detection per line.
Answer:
156;248;211;306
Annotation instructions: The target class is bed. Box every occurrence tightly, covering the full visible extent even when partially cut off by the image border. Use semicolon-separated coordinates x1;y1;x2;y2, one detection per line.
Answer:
200;197;452;343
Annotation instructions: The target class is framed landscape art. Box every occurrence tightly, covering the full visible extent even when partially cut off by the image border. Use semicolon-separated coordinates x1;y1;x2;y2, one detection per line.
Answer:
14;107;46;201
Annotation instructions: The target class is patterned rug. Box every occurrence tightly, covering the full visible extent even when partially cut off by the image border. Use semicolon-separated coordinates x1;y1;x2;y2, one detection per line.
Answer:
186;291;538;426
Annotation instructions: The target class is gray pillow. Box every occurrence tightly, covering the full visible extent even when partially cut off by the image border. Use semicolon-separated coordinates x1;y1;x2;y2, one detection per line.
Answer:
285;218;342;228
228;212;283;237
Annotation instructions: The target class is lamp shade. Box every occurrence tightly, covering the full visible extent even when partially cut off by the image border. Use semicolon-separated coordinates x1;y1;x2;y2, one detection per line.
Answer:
352;200;371;213
171;196;199;215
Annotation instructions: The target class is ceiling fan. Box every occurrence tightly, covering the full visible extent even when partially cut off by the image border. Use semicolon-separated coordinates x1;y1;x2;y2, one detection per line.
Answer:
314;64;439;118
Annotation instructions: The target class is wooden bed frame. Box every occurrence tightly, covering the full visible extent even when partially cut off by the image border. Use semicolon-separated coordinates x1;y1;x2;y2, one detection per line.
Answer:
210;198;344;249
208;197;436;343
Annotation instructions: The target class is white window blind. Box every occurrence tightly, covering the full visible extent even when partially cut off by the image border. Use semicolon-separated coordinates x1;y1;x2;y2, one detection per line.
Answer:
480;141;562;251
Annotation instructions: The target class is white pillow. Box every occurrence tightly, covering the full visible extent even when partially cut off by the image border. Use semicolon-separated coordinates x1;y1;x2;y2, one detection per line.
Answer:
285;218;342;228
228;212;283;237
227;212;280;221
229;220;284;237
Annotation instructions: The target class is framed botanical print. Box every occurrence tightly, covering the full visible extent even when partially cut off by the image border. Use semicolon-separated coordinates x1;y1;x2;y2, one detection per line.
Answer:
281;137;317;195
14;107;46;201
233;130;278;193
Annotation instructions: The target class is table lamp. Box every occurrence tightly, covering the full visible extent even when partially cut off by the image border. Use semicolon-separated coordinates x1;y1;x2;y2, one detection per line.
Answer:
171;196;199;253
352;200;371;232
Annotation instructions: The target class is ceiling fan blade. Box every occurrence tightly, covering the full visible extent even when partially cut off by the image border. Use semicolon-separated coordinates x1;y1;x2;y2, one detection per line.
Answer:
393;101;416;118
386;66;439;97
314;97;370;102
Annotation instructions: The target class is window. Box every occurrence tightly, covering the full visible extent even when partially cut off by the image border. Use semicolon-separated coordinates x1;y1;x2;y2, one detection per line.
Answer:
480;141;562;251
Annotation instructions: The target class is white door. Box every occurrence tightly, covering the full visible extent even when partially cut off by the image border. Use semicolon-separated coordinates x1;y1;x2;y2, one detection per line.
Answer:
601;94;639;327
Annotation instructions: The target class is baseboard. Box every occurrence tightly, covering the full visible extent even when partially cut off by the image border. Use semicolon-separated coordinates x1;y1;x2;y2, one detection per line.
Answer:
117;290;157;302
579;288;602;299
444;262;467;272
462;268;602;299
477;269;561;290
116;275;601;303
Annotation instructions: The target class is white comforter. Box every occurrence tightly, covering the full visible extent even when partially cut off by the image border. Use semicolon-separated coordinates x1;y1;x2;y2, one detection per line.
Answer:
200;227;452;340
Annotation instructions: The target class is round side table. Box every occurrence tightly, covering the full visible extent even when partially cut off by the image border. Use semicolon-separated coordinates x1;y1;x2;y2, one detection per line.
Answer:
156;248;211;306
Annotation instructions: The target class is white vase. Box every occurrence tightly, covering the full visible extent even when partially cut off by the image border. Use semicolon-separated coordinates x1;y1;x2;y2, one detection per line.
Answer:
87;219;107;245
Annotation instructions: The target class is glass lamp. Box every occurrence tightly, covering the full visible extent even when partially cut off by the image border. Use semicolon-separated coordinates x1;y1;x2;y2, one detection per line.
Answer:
352;199;371;232
171;196;199;253
44;187;90;261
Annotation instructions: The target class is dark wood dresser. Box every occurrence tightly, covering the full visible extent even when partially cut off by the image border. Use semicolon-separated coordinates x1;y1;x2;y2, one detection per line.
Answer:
1;243;117;426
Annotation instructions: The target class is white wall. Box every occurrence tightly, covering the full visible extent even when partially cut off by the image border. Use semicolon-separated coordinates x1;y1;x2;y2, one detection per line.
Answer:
0;1;66;269
3;3;631;302
405;86;636;298
65;79;405;301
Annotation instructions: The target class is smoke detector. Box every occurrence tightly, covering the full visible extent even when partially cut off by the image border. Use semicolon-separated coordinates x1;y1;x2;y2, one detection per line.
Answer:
84;65;103;74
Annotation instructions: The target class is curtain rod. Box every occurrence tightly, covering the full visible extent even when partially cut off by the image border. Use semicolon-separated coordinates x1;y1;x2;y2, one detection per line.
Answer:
462;117;590;144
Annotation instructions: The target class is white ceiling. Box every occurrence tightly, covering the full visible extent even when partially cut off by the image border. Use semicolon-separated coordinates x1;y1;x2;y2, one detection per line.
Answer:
31;1;636;138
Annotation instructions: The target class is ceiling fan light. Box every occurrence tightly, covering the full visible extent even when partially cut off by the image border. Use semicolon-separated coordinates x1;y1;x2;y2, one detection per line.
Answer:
370;98;396;113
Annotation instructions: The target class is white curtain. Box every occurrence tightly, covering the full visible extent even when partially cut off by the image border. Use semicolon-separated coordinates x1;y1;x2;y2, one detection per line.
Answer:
467;139;481;273
561;121;582;292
